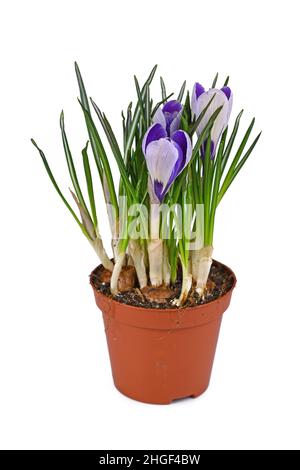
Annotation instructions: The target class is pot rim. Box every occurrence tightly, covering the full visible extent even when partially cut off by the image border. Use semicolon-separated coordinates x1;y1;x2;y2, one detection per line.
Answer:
90;259;237;314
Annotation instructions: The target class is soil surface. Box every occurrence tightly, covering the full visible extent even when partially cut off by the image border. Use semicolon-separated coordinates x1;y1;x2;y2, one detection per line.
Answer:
90;261;235;309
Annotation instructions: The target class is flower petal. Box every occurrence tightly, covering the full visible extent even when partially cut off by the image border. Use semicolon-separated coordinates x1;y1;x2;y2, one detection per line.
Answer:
221;86;232;100
161;131;193;195
191;83;205;118
195;89;229;156
162;99;182;114
145;138;179;201
152;107;166;128
169;112;182;135
142;123;167;154
171;130;192;168
221;86;233;120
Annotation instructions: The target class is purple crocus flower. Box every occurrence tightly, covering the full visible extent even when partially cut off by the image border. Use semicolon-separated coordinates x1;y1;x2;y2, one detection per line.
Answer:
153;100;183;136
142;123;192;202
191;83;233;157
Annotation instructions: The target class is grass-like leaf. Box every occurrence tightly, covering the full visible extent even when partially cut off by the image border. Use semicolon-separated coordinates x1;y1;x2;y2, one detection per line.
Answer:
211;72;218;88
82;141;97;228
203;136;213;244
221;109;244;175
208;133;226;243
75;62;103;180
172;105;223;204
223;76;230;86
69;188;96;240
31;139;89;238
219;117;255;198
177;80;186;102
90;99;136;201
160;76;167;100
60;111;89;215
218;131;262;203
125;65;157;162
78;99;119;212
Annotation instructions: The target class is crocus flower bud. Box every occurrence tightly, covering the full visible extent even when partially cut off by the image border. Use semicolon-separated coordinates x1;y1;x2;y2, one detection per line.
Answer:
153;100;183;136
191;83;233;157
142;123;192;202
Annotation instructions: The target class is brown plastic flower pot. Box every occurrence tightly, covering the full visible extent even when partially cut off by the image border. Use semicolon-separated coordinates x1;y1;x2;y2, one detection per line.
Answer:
90;261;236;405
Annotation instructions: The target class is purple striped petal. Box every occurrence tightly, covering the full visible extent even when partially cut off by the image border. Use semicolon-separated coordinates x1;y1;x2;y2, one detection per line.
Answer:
162;100;182;135
163;131;192;194
153;180;165;202
142;123;167;154
162;100;182;114
169;112;182;135
144;138;180;202
221;86;233;120
193;89;230;158
152;108;166;129
191;83;205;118
152;100;183;136
171;130;192;167
221;86;232;100
195;83;205;99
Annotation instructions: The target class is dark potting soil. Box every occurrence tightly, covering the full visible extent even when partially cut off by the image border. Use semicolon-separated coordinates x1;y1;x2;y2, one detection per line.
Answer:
90;260;235;309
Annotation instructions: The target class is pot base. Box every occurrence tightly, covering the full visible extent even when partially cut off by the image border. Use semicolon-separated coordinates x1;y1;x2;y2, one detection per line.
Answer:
114;382;210;405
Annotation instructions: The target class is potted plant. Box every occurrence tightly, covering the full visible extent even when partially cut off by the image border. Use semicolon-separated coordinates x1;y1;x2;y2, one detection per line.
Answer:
32;64;261;404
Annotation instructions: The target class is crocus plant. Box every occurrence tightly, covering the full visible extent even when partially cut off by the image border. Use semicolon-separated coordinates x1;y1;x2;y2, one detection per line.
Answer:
32;66;261;306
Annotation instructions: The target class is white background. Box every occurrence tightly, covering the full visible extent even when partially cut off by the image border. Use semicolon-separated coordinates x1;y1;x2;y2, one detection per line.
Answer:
0;0;299;450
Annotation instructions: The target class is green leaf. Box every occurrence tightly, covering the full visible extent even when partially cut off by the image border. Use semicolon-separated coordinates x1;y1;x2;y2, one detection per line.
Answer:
221;109;244;175
74;62;90;112
218;131;262;203
171;105;223;203
223;76;230;86
182;91;191;125
60;111;89;215
160;76;167;100
208;133;226;244
78;99;119;213
177;80;186;102
145;86;151;128
69;188;96;240
134;75;146;127
219;117;255;200
74;62;103;181
90;99;136;201
82;141;98;228
211;72;218;88
203;135;213;244
124;65;158;162
31;139;89;238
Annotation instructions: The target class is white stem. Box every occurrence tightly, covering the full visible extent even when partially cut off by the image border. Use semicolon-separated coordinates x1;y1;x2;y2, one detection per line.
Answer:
148;239;163;286
162;242;171;286
173;261;192;306
142;242;149;269
110;252;126;294
127;254;134;266
128;240;148;289
148;203;163;286
195;245;213;296
111;238;119;262
91;238;113;271
191;249;200;279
